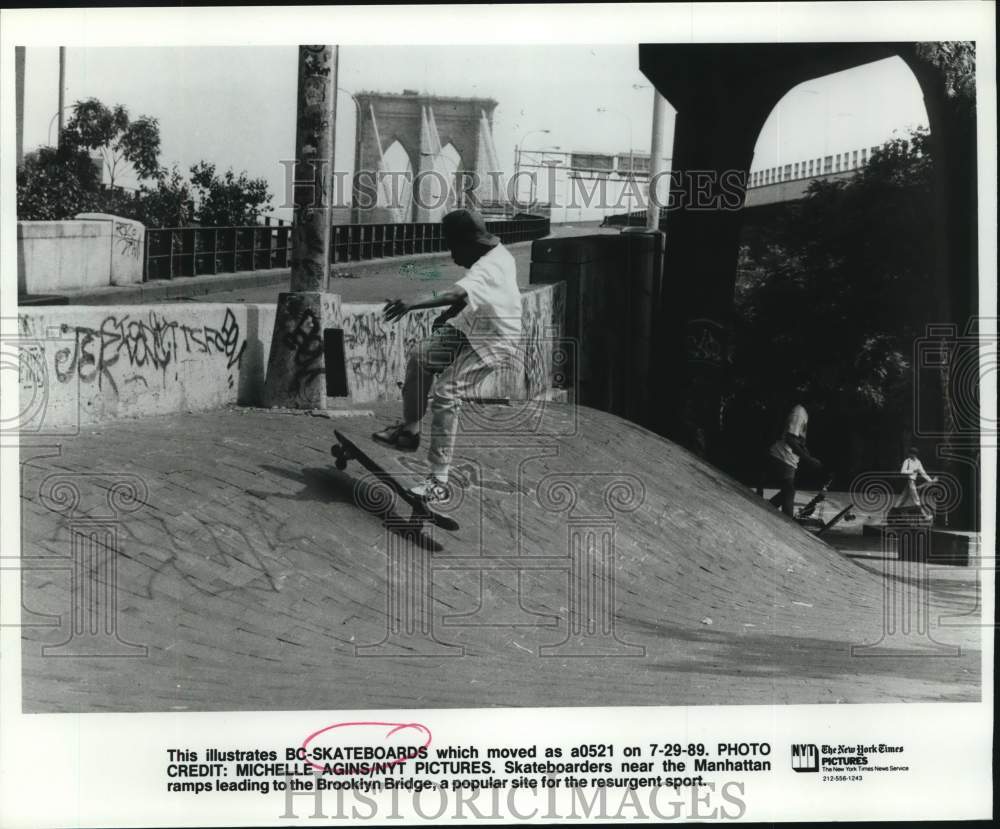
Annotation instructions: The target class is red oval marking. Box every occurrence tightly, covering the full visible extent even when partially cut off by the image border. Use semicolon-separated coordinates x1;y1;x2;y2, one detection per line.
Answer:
301;721;432;774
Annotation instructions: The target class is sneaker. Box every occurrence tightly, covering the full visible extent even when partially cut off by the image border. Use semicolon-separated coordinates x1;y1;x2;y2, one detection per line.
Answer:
410;476;450;504
372;423;420;451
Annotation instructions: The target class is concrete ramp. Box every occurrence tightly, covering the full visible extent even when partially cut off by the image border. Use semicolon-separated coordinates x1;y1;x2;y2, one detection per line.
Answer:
19;404;979;712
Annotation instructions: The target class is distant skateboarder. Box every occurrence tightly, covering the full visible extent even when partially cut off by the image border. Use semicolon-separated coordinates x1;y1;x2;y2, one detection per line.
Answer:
896;446;936;520
373;209;521;504
758;402;822;517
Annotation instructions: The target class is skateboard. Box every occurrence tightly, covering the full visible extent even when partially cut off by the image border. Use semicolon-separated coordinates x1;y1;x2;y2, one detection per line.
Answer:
331;429;459;531
816;502;857;536
796;475;835;520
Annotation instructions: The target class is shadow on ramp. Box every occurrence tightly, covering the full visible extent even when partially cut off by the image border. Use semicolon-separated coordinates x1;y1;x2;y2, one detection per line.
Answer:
256;463;442;553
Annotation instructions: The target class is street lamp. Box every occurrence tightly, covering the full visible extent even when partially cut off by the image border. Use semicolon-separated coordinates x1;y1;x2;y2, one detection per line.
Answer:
47;105;74;146
528;146;561;204
597;107;634;215
514;128;550;205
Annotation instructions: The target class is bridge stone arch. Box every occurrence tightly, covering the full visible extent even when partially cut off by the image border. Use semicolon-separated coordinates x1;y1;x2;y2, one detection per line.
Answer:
638;42;978;526
353;91;499;222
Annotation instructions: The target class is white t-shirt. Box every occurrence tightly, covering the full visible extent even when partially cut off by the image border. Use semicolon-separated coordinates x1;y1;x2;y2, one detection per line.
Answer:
769;404;809;469
901;457;931;482
447;244;522;366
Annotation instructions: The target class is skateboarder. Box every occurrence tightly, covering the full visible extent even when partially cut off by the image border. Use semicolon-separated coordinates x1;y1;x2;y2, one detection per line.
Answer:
372;208;521;503
896;446;936;520
758;402;822;517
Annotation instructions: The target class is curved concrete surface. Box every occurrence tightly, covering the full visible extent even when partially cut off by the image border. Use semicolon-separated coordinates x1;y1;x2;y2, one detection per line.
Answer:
19;404;979;712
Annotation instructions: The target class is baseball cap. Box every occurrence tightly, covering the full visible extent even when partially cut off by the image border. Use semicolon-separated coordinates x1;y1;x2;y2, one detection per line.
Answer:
442;209;500;248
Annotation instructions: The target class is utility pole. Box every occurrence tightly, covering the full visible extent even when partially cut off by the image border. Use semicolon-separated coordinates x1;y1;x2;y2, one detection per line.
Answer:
15;47;25;170
290;45;338;291
57;47;66;147
263;45;347;409
646;91;668;230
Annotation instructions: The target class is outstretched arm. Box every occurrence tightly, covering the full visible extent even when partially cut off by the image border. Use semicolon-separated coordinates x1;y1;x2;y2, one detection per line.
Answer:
785;433;822;469
383;286;468;323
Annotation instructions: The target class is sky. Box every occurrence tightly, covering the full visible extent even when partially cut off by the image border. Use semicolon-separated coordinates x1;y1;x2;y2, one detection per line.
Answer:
20;44;930;220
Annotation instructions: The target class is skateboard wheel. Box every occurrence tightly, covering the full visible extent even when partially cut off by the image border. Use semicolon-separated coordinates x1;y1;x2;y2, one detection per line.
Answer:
335;457;348;471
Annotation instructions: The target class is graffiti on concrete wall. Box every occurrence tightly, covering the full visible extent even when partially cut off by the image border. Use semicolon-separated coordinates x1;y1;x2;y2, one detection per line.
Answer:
114;222;141;259
338;286;563;403
340;308;433;401
280;308;324;397
50;308;245;396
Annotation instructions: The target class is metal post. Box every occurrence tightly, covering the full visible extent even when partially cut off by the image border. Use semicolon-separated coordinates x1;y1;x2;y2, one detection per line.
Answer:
513;144;520;207
646;91;668;231
15;47;25;170
290;45;337;291
57;47;66;148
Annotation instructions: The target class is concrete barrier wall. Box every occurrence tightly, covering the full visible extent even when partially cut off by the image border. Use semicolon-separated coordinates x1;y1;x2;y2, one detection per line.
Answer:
17;215;145;295
15;283;564;430
74;213;145;286
18;221;112;294
15;304;272;431
529;231;662;430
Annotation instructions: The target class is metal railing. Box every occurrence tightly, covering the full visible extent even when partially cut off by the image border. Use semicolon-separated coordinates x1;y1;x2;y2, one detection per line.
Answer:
144;225;292;281
143;216;549;280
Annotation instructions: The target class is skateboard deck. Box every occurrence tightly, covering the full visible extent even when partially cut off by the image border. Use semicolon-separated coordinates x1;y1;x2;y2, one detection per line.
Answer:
331;429;459;531
797;475;835;520
817;502;856;535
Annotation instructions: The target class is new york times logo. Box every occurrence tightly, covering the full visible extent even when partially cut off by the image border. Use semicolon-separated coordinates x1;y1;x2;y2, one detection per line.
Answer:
790;744;819;773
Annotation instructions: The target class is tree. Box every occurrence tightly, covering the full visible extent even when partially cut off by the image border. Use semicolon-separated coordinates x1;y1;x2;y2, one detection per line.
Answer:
16;145;101;220
61;98;161;190
913;41;976;110
16;95;274;229
189;161;273;226
135;166;194;228
726;128;936;480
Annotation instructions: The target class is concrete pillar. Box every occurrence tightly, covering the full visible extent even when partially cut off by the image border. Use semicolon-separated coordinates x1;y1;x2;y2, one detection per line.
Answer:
529;231;663;430
529;234;623;411
898;46;979;530
653;103;762;459
620;229;664;429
